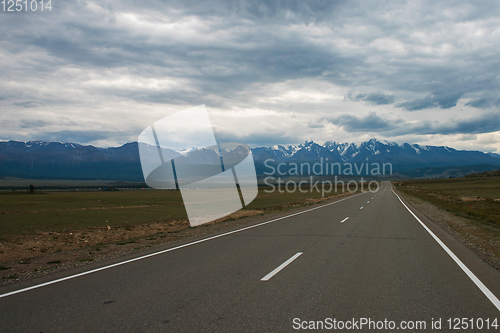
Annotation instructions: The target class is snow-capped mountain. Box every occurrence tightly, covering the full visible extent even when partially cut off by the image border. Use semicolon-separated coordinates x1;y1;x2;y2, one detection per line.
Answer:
1;139;499;180
487;152;500;159
251;138;500;172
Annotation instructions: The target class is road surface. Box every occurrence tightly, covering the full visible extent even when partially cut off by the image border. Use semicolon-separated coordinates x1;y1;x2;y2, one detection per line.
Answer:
1;182;499;332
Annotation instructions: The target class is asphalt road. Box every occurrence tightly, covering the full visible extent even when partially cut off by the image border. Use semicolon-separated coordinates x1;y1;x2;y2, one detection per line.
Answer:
1;182;499;332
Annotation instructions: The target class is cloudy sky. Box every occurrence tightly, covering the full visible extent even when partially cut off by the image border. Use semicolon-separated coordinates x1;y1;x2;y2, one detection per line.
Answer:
1;0;500;151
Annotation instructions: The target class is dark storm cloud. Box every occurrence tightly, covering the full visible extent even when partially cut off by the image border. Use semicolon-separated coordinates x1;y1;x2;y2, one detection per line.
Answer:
465;96;500;109
396;92;463;111
347;92;395;105
325;111;500;135
364;93;395;105
435;113;500;135
325;112;398;132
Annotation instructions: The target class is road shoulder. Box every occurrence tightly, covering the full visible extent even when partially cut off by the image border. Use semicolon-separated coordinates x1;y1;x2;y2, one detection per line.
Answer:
395;188;500;271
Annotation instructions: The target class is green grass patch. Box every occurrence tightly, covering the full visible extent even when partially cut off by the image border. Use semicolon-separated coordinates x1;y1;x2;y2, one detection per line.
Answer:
0;189;185;236
0;184;355;237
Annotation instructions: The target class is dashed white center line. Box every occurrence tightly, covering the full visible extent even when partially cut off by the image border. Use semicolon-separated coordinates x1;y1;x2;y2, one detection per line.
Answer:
340;217;349;223
261;252;303;281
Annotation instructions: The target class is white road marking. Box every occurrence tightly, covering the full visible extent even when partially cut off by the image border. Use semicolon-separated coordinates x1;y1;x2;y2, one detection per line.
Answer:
392;187;500;312
340;217;349;223
0;191;368;299
261;252;303;281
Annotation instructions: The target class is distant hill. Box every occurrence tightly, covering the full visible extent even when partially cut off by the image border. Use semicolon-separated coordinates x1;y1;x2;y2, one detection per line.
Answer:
465;168;500;178
1;139;500;181
0;141;143;181
487;152;500;159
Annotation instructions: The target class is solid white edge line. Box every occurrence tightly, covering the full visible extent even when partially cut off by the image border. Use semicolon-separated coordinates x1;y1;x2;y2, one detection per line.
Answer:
0;191;368;299
391;186;500;312
340;217;349;223
261;252;303;281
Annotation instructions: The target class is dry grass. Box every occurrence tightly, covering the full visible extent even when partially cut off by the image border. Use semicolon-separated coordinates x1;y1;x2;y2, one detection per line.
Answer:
0;184;358;283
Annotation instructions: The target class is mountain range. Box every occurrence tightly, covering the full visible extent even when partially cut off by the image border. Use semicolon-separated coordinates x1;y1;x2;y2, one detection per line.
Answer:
0;139;499;181
252;139;500;169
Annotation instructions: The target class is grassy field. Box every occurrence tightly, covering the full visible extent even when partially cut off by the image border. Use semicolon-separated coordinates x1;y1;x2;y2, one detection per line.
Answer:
0;185;352;237
397;175;500;229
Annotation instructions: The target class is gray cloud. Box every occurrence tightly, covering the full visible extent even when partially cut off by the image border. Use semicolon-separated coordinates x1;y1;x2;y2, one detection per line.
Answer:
143;0;346;24
18;119;52;129
3;0;499;109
